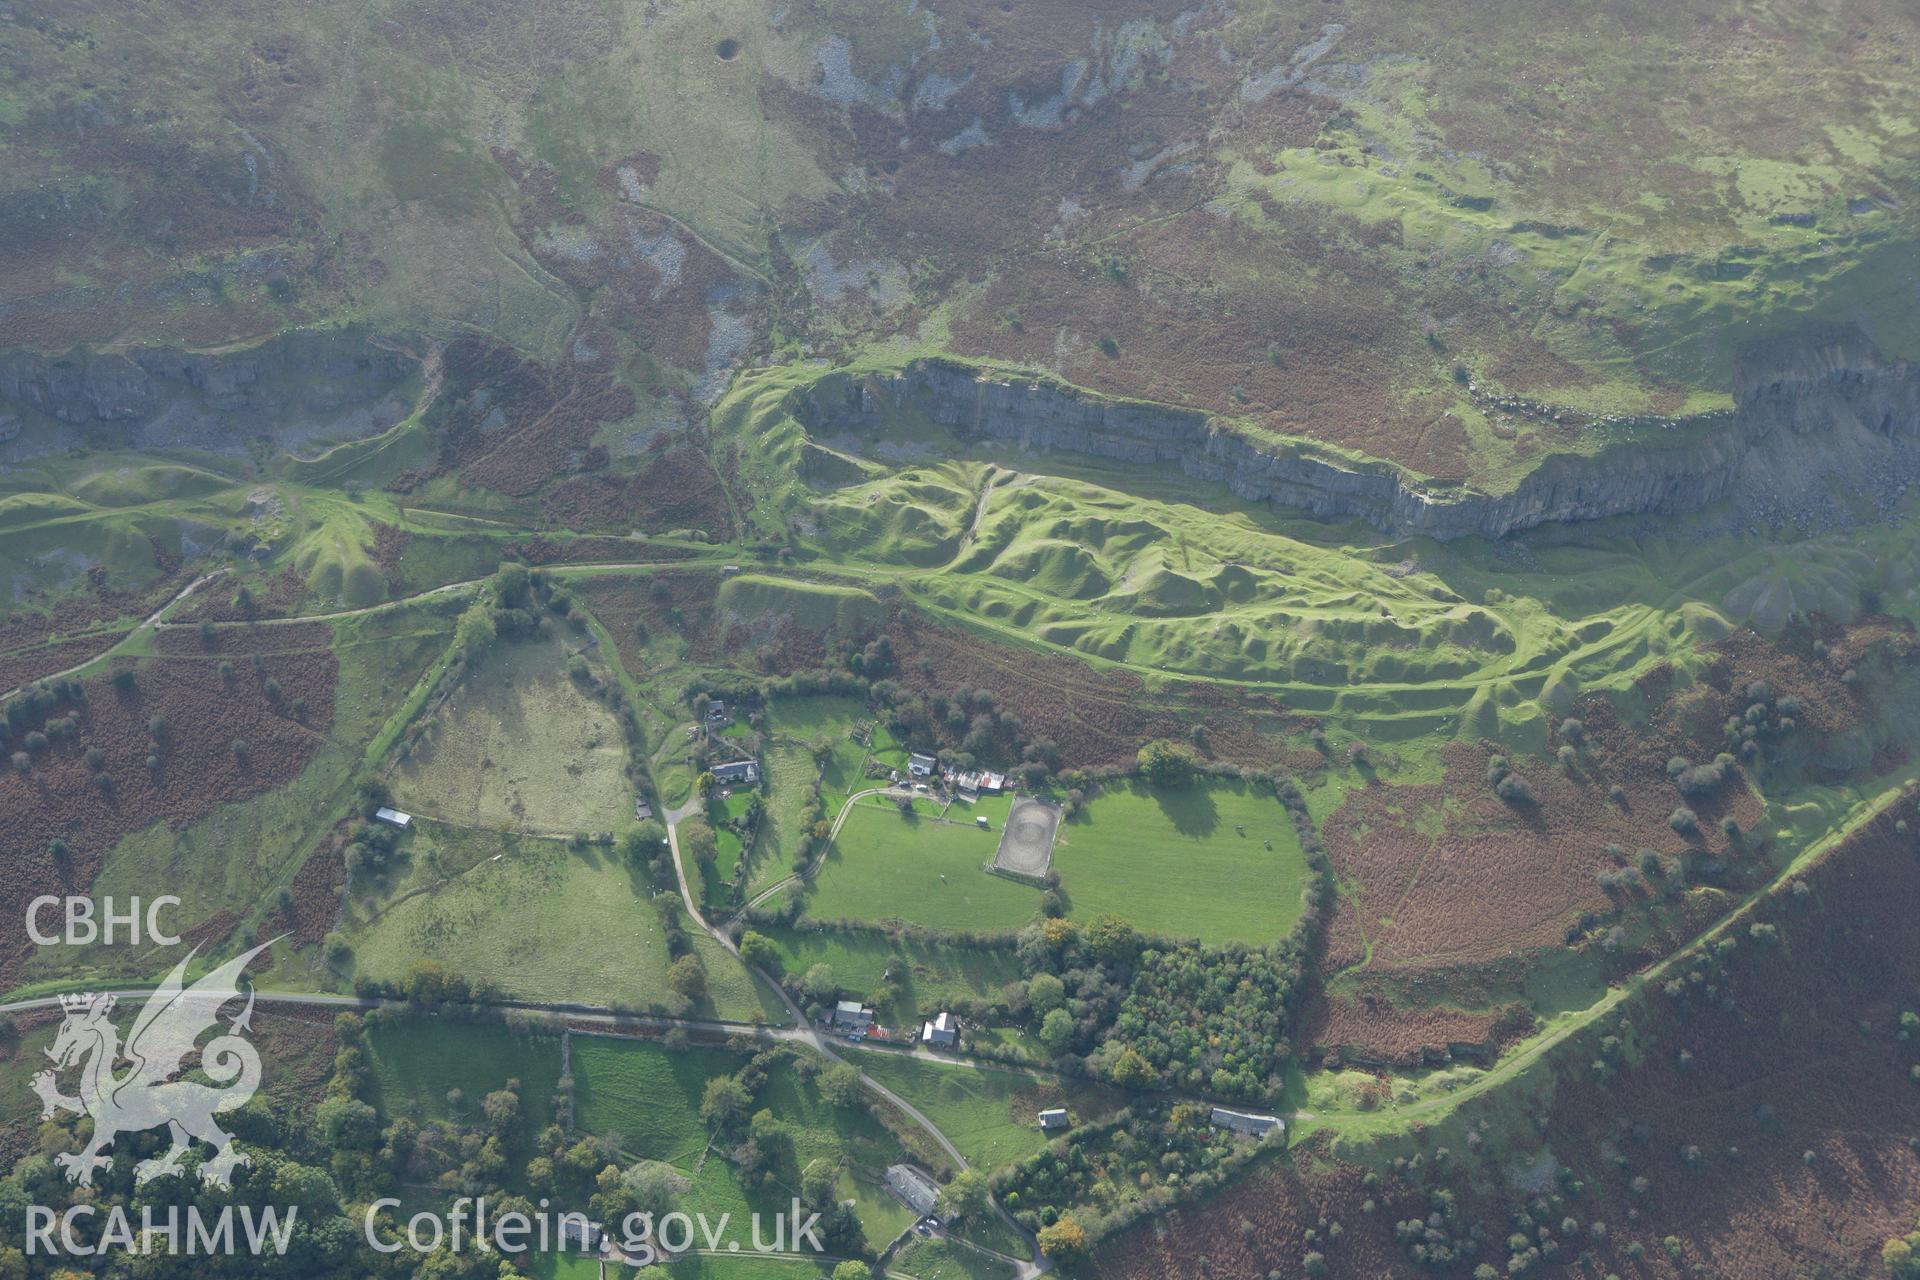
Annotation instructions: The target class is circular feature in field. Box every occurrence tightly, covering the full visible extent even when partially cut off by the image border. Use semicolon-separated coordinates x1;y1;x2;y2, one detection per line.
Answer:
994;796;1060;879
714;37;741;60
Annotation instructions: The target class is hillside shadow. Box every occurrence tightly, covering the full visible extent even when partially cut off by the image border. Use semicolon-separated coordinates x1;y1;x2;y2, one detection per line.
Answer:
1146;779;1217;837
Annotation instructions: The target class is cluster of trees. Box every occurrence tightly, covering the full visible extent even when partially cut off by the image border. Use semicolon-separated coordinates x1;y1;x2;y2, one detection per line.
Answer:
1667;752;1736;799
339;814;405;882
618;821;671;883
1392;1187;1473;1270
1011;913;1302;1103
867;678;1058;786
656;894;705;1015
1485;755;1535;805
1720;679;1801;764
693;1046;869;1258
1136;739;1197;787
1885;1213;1920;1277
0;999;897;1279
0;1008;517;1278
1105;938;1300;1101
2;678;91;778
995;1101;1280;1254
2;675;86;734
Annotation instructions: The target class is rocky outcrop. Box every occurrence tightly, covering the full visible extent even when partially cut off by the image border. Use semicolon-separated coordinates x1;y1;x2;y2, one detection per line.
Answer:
0;328;417;459
797;329;1920;539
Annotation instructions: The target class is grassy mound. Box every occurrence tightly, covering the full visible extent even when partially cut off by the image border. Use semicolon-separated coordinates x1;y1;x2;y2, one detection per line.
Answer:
714;573;884;636
70;463;228;507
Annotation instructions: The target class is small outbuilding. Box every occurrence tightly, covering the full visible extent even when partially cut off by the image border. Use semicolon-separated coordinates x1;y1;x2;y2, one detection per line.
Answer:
1038;1108;1070;1131
374;807;413;829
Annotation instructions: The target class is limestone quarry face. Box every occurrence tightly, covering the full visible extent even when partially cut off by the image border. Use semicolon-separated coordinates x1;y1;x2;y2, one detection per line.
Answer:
798;329;1920;540
0;328;418;460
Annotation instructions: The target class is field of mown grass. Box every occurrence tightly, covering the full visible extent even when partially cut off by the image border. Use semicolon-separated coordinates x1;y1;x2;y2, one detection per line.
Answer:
807;800;1041;932
1053;779;1310;945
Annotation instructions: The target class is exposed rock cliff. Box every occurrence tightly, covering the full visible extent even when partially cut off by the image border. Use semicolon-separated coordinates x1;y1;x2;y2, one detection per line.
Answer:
797;328;1919;539
0;328;417;461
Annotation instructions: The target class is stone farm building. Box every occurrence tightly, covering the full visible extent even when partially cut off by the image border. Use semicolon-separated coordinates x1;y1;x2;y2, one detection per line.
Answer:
1210;1107;1284;1139
712;759;758;785
885;1164;941;1220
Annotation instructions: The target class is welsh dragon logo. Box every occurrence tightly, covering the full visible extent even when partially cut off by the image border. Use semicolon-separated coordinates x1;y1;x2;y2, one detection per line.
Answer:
31;940;274;1188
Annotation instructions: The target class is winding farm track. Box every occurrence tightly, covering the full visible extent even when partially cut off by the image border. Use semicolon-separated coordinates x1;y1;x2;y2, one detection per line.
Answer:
732;784;906;918
662;797;1049;1276
36;544;1699;730
0;569;226;701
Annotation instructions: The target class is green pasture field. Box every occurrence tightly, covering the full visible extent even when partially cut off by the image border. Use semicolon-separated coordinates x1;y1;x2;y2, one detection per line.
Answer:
806;801;1042;932
365;1016;562;1146
344;825;676;1010
390;630;632;834
571;1034;918;1241
571;1035;746;1163
692;928;794;1025
852;1053;1124;1172
740;695;874;896
757;926;1024;1028
1052;779;1310;945
894;1237;1017;1280
744;741;820;896
770;694;869;739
